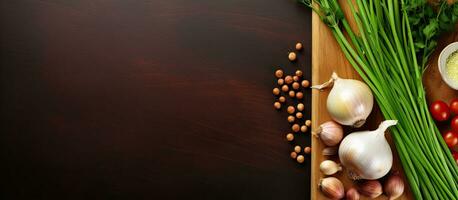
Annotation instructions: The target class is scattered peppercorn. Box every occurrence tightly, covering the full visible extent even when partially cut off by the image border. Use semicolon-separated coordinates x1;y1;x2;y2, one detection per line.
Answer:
286;133;294;141
301;125;308;133
297;155;305;163
294;145;301;153
297;103;304;111
292;82;300;90
285;76;293;84
273;88;280;96
275;69;284;78
287;106;295;114
301;80;310;88
292;124;300;132
287;115;295;123
295;42;303;50
281;85;289;92
304;146;311;154
274;102;281;110
305;120;312;127
288;52;297;61
272;49;311;163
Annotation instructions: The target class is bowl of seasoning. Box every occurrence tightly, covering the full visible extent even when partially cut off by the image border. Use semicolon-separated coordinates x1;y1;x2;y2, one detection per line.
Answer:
439;42;458;90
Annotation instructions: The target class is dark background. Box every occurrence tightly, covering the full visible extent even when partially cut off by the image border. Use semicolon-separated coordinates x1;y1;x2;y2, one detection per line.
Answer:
0;0;312;199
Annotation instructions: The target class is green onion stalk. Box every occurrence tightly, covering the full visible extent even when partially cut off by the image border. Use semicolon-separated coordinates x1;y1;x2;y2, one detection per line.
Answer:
299;0;458;199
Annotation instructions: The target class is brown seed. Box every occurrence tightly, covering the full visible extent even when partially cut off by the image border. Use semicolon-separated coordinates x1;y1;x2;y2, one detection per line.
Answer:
285;76;293;84
287;115;295;123
288;52;297;61
304;146;311;154
275;69;284;78
292;82;300;90
305;120;312;127
297;155;305;163
281;85;289;92
301;125;308;132
286;133;294;141
290;151;298;159
297;103;304;111
279;96;286;103
295;70;303;77
273;88;280;96
294;145;301;153
277;78;285;85
301;80;310;87
289;90;296;98
287;106;295;114
292;124;300;132
274;102;281;110
296;112;303;119
295;42;303;50
296;92;303;99
293;75;300;82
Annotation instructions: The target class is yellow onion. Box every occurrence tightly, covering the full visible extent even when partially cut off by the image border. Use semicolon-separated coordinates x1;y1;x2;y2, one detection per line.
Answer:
312;72;373;127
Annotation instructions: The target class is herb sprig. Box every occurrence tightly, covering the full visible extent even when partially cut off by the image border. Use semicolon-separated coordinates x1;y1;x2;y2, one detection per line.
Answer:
406;0;458;68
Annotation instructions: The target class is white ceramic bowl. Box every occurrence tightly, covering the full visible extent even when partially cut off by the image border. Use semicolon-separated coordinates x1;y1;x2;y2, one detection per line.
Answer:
438;42;458;90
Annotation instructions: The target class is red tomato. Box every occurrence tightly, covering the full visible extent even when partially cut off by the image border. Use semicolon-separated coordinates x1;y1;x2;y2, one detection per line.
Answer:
430;100;450;121
452;116;458;132
453;145;458;153
453;152;458;165
443;130;458;148
450;98;458;115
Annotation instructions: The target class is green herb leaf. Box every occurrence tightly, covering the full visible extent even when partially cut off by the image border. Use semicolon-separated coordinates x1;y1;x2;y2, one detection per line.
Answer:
423;19;439;39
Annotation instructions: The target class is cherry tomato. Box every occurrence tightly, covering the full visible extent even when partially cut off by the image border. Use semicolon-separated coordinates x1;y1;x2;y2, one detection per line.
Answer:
430;100;450;121
453;152;458;165
453;145;458;153
450;98;458;115
452;116;458;132
443;130;458;148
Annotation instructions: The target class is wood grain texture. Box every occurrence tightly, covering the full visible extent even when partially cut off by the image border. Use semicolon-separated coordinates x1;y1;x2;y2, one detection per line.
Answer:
311;1;457;200
0;0;313;199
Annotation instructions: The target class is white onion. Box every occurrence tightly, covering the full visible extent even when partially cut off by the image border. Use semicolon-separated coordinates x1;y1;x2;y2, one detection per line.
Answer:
312;72;373;128
338;120;397;180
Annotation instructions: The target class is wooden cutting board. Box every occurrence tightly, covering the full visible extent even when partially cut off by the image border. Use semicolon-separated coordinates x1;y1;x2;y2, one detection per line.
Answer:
311;2;458;200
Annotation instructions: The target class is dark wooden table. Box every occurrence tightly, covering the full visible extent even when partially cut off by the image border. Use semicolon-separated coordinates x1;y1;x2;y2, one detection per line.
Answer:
0;1;312;199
